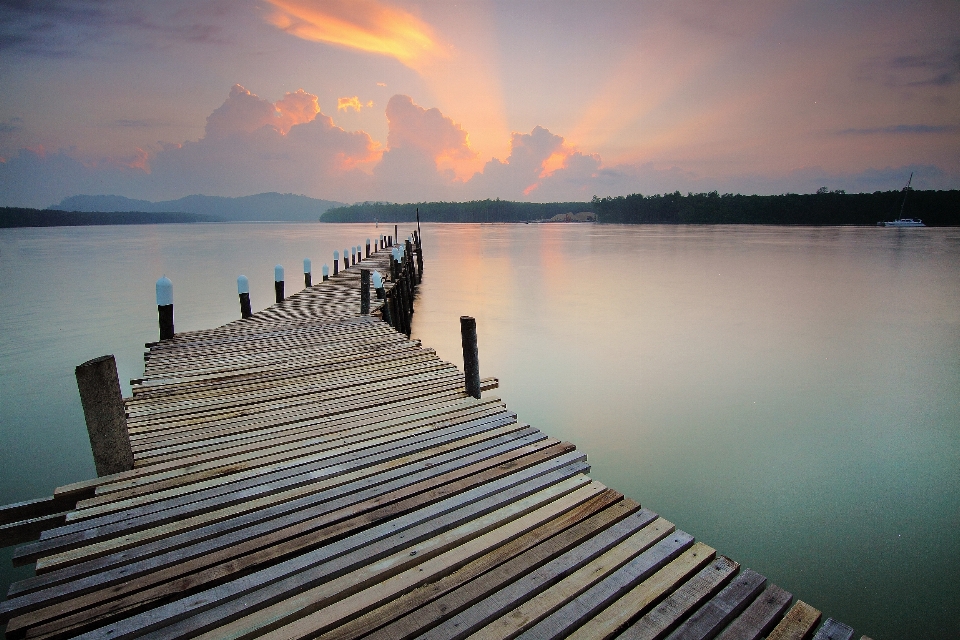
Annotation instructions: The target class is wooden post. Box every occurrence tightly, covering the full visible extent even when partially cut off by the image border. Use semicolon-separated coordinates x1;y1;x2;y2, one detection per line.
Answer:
237;275;252;319
405;239;417;285
366;239;371;258
333;251;339;275
274;264;284;303
322;264;329;281
75;355;134;476
360;269;370;315
156;276;174;340
303;258;312;287
382;292;394;327
460;316;481;399
350;247;356;266
343;249;349;271
373;271;385;299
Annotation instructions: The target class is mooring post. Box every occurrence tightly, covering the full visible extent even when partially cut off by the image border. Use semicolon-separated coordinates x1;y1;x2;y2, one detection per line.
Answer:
350;247;356;266
373;271;385;299
303;258;312;288
343;249;349;271
360;269;370;315
75;355;134;476
460;316;481;399
366;239;371;258
156;276;174;340
388;235;393;247
405;238;416;285
322;263;329;281
382;291;394;326
237;275;252;319
274;264;284;303
333;251;339;275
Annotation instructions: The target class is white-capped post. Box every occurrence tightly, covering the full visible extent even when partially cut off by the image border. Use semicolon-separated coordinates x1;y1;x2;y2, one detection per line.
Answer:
333;251;339;275
366;238;371;258
322;263;330;281
237;275;252;318
274;264;284;303
156;276;174;340
343;249;349;271
350;246;356;266
303;258;312;287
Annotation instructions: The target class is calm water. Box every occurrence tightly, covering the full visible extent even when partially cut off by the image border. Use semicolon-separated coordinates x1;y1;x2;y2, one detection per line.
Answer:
1;223;957;638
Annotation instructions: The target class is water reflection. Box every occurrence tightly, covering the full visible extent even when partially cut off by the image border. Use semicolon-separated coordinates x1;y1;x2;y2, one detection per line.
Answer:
0;222;957;638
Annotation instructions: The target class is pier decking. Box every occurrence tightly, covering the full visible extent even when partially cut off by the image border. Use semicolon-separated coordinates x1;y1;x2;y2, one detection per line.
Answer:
1;237;861;639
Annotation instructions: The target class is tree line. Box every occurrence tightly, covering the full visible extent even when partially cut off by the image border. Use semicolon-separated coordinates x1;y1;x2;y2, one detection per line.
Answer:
321;199;592;223
591;189;960;226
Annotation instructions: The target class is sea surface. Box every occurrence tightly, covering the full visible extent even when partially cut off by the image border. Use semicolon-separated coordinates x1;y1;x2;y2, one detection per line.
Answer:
0;222;957;638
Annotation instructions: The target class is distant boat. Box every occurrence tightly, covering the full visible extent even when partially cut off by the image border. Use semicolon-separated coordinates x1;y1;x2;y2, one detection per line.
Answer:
879;173;925;227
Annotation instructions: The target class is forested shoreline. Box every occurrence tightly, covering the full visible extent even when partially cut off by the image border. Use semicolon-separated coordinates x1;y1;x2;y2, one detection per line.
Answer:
591;189;960;226
321;200;592;223
0;208;219;228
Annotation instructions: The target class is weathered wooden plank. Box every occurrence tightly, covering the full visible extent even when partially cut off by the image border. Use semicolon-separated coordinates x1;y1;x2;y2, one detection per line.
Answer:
714;583;793;640
565;542;717;640
316;490;630;640
3;451;586;632
618;556;740;640
811;619;855;640
414;509;664;640
70;467;592;639
663;568;766;640
193;483;612;640
765;600;822;640
487;523;690;640
0;512;69;547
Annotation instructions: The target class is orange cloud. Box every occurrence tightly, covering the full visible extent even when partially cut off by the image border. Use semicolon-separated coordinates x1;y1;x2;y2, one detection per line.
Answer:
384;94;480;180
337;96;374;112
264;0;443;68
205;84;320;138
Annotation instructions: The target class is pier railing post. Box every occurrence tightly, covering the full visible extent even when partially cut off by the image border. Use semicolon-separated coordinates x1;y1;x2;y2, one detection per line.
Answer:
333;251;339;275
366;239;371;258
360;269;370;315
274;265;284;303
322;264;329;281
373;271;385;299
237;275;252;319
156;276;174;340
343;249;349;271
303;258;312;288
460;316;481;399
75;355;134;476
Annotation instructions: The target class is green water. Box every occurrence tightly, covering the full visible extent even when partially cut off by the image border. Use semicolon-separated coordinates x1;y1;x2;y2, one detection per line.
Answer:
0;223;957;638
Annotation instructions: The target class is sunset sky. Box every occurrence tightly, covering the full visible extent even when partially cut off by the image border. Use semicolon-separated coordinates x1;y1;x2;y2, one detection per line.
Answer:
1;0;958;208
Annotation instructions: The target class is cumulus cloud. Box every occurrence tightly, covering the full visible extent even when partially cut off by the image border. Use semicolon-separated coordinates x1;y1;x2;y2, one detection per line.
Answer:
378;94;478;181
1;87;957;209
337;96;374;112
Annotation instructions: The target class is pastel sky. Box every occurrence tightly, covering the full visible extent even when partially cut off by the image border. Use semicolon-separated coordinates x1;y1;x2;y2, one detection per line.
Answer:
1;0;958;208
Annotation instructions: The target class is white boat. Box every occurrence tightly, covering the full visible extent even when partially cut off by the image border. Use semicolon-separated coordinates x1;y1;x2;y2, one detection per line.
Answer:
879;173;925;227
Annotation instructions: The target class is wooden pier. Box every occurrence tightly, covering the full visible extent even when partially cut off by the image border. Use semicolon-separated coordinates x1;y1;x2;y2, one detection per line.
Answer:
0;234;864;639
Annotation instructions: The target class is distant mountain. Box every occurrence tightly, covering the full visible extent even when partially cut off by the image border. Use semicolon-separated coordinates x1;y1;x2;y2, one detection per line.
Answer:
51;193;345;222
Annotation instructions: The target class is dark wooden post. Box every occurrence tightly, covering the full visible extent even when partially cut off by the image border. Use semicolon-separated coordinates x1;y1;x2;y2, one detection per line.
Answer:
350;247;356;266
460;316;481;399
303;258;312;288
343;249;349;271
75;355;134;476
360;269;370;315
156;276;174;340
366;239;371;258
274;265;284;303
382;291;393;326
237;275;252;319
333;251;339;275
322;264;330;281
405;239;417;285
